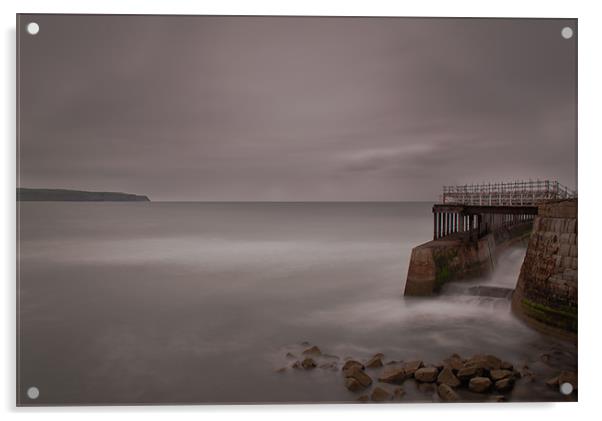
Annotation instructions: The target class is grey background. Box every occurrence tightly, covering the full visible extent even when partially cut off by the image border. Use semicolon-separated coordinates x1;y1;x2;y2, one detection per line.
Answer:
17;15;577;201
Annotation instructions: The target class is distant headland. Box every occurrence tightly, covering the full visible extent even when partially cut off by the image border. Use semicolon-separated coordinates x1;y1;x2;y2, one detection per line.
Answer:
17;188;150;202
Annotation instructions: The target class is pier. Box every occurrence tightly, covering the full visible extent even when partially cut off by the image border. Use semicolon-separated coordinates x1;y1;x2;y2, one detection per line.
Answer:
404;180;577;298
432;181;575;241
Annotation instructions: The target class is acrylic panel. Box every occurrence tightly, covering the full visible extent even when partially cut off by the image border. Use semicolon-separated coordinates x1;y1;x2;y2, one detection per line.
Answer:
16;14;577;405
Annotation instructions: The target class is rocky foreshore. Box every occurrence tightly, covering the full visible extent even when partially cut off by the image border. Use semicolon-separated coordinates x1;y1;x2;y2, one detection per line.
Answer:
276;343;577;403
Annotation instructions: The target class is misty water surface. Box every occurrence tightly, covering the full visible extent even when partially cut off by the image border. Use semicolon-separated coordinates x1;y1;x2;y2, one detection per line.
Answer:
17;202;576;404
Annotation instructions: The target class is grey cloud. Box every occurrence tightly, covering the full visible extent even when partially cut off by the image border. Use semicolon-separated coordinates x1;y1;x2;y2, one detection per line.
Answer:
18;15;577;201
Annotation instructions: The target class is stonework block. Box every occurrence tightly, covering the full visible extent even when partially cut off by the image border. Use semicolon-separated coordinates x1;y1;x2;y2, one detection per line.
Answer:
558;244;571;257
563;269;577;283
564;219;577;233
548;275;564;285
554;255;563;272
558;219;568;232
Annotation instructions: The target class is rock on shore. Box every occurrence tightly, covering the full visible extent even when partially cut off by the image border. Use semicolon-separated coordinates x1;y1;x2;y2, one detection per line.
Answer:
438;384;460;402
378;366;407;384
415;367;439;383
469;377;492;393
437;366;460;387
279;345;575;403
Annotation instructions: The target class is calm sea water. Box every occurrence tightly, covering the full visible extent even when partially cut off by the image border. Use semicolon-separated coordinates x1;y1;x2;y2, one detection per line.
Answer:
17;202;576;404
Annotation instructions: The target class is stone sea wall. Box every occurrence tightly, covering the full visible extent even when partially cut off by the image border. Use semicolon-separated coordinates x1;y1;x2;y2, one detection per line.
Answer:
512;199;577;340
404;222;532;296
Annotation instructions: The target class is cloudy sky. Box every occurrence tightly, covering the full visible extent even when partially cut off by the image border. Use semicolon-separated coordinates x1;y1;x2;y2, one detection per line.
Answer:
18;15;577;201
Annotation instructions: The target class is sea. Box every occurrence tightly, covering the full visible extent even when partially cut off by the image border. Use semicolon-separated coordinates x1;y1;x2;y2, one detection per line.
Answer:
17;202;577;404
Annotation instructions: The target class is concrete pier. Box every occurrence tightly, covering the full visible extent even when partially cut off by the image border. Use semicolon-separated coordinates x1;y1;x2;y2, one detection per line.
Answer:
404;222;532;296
404;181;577;340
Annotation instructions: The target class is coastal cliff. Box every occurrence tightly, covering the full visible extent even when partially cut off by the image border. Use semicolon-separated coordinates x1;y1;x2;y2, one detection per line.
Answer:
512;199;577;340
17;188;150;202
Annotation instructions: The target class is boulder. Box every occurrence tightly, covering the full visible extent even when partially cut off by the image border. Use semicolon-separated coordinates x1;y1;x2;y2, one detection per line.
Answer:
495;377;514;392
302;346;322;356
490;369;513;381
483;355;502;370
301;358;316;369
457;366;484;381
443;354;464;371
415;367;439;382
292;360;302;369
403;360;424;376
345;366;373;388
345;377;363;392
437;383;460;402
469;377;492;393
342;360;365;374
365;355;384;368
378;366;407;384
465;354;502;371
371;386;392;402
437;366;461;387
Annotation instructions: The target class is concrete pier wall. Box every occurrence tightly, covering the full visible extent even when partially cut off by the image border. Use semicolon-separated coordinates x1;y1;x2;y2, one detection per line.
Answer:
404;222;532;296
511;199;577;340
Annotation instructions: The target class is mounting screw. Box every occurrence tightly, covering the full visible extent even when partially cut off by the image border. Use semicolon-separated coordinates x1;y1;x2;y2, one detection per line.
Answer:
561;27;573;40
560;382;573;395
27;386;40;399
26;22;40;35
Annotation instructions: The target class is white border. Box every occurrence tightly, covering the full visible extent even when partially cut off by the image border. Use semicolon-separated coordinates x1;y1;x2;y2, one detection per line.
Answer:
2;1;601;420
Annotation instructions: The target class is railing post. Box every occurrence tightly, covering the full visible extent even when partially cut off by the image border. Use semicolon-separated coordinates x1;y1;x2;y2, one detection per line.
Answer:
444;213;449;236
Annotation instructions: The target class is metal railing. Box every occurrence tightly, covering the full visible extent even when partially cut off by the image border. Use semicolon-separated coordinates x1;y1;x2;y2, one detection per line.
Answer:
441;180;576;206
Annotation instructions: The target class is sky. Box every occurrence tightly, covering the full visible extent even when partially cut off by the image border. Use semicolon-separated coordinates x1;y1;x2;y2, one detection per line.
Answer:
18;15;577;201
